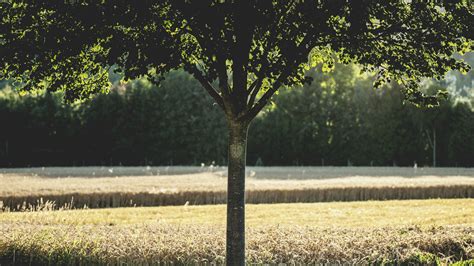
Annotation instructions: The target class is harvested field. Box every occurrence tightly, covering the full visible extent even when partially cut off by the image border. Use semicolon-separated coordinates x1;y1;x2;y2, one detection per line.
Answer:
1;199;473;227
1;166;473;178
0;199;473;265
1;167;473;210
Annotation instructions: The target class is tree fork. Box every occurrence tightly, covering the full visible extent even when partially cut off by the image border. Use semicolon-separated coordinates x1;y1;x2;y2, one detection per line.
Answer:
226;118;249;265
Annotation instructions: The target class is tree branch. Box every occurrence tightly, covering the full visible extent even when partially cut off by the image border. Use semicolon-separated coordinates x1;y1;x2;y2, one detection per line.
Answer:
239;6;416;122
239;78;282;122
188;65;225;111
216;57;231;100
231;1;255;113
240;33;314;122
247;77;263;108
425;129;434;148
244;1;292;108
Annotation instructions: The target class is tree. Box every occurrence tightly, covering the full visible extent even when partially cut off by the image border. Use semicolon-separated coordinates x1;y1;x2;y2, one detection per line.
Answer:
449;102;474;166
1;1;472;264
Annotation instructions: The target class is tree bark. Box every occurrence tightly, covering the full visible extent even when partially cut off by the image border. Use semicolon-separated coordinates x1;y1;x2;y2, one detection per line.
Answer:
226;119;249;266
433;128;436;167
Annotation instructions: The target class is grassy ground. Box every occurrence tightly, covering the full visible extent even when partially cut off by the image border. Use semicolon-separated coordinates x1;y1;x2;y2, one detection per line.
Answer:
0;199;473;264
1;199;473;227
1;170;473;210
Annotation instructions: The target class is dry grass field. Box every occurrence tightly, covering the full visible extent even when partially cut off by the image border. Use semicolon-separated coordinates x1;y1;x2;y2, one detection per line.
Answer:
1;166;473;210
0;167;473;264
2;199;473;227
0;199;473;264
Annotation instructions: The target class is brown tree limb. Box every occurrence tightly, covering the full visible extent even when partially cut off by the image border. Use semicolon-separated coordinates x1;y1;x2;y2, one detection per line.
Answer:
247;77;263;108
188;65;225;111
216;58;231;100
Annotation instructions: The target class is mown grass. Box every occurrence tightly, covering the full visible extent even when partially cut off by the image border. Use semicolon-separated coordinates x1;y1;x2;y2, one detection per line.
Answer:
1;172;473;210
0;199;473;265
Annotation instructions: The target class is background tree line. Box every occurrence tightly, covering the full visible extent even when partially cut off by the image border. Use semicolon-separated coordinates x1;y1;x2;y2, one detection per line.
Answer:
0;62;473;168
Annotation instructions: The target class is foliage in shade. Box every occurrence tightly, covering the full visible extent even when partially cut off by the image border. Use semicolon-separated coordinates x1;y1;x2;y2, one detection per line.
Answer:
1;1;472;112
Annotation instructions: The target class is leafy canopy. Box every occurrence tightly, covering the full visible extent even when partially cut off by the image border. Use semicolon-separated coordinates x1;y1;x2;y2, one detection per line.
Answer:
1;0;473;120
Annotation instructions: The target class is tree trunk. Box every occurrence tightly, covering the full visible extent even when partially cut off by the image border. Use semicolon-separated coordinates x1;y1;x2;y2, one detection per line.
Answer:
226;119;249;265
433;128;436;167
